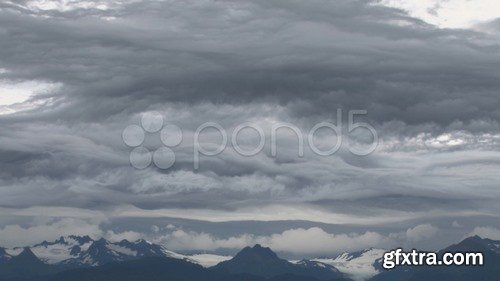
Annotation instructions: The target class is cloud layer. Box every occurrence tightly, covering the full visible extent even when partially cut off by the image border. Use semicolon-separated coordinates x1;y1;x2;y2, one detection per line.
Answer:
1;0;500;252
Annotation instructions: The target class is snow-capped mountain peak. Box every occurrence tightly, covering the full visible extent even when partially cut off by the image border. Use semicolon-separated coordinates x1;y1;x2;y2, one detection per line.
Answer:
66;238;148;266
26;235;94;264
0;236;213;268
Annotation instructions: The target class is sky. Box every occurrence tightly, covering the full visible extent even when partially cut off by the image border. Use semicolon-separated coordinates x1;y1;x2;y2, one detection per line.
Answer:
1;0;500;257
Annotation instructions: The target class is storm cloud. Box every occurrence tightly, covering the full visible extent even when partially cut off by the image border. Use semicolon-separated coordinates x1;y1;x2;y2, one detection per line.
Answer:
1;0;500;255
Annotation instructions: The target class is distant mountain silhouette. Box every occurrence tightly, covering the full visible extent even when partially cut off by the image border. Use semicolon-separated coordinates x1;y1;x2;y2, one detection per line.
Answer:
0;248;61;279
212;244;346;280
0;240;350;281
212;244;297;277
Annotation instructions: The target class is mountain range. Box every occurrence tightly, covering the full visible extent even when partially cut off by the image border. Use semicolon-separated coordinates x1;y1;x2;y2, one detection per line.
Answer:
0;235;191;267
0;235;498;281
0;238;350;281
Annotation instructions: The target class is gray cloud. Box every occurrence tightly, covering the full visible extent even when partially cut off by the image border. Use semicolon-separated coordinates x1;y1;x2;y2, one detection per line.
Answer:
0;0;500;252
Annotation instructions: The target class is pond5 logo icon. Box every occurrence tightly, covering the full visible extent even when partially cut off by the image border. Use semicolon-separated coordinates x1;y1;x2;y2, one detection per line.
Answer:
122;112;182;169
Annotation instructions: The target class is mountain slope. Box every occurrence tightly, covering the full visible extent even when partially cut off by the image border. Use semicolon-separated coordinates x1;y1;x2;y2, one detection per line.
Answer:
212;244;295;277
313;248;385;281
30;235;93;264
0;248;62;279
0;248;11;264
212;244;346;280
294;260;344;280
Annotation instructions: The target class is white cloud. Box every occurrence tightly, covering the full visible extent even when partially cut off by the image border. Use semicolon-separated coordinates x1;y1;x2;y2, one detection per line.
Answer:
378;0;500;29
256;227;391;255
0;79;61;115
159;229;254;251
116;204;423;225
24;0;112;12
105;230;142;242
0;218;102;247
158;227;392;255
151;225;160;233
468;226;500;240
405;224;439;242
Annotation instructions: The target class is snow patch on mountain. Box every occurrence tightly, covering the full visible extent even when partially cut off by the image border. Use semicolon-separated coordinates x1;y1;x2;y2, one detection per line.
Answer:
29;236;93;264
5;248;23;256
312;248;385;281
188;254;232;267
0;236;192;267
